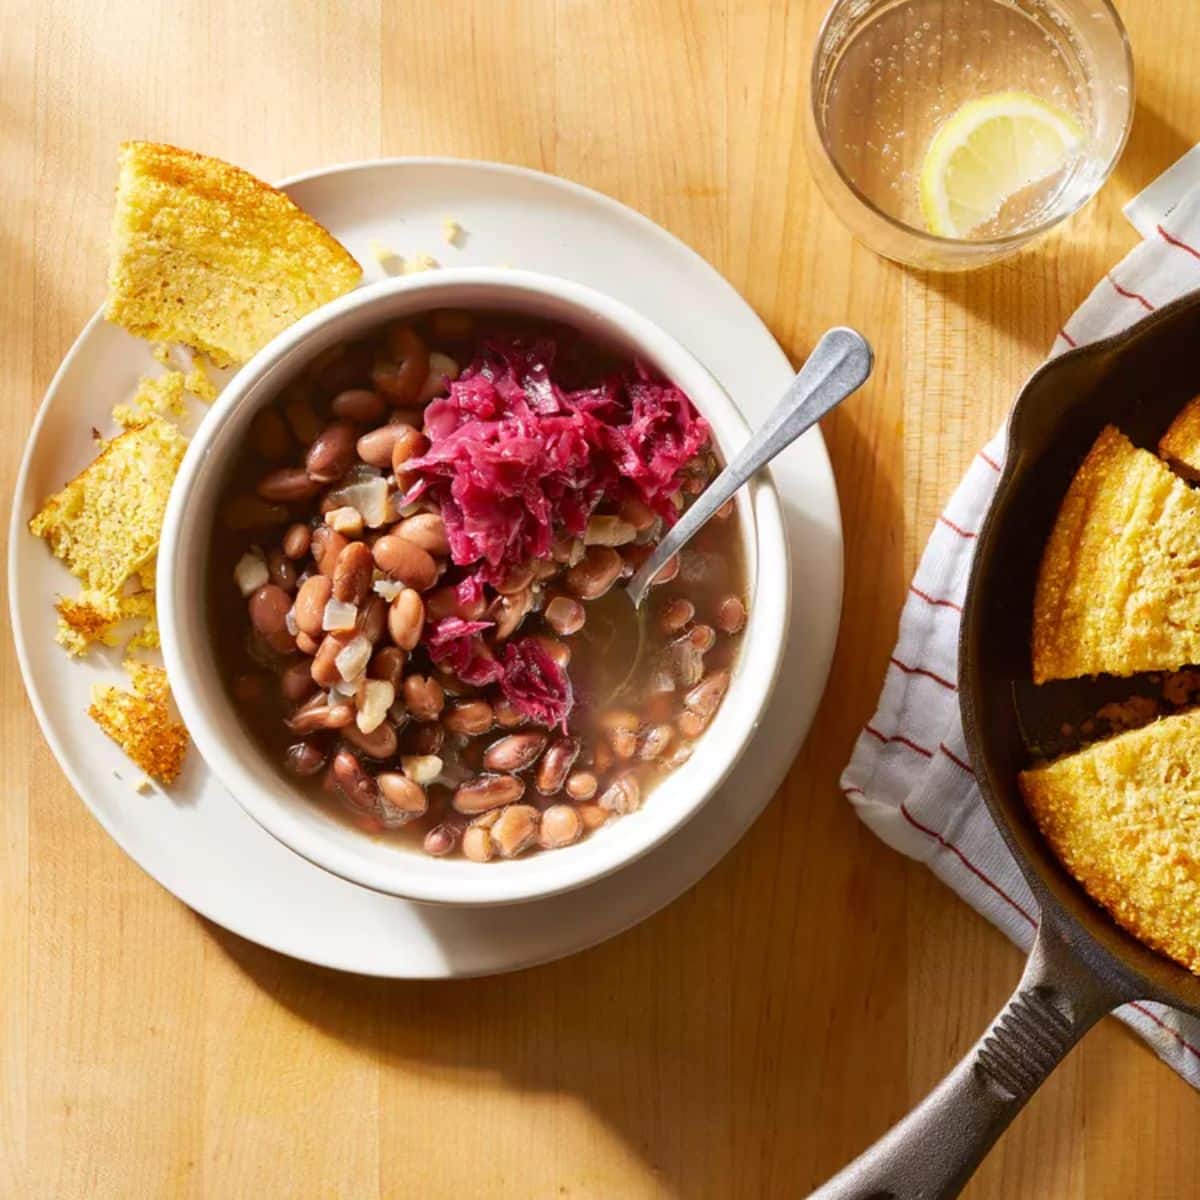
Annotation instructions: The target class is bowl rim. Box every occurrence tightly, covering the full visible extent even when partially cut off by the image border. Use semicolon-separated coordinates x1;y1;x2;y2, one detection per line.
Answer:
158;267;792;905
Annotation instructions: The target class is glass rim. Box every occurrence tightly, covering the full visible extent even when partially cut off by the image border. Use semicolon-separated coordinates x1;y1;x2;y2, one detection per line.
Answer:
808;0;1136;253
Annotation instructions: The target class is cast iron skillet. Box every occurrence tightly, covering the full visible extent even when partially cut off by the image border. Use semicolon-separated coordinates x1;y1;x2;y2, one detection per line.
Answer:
812;289;1200;1200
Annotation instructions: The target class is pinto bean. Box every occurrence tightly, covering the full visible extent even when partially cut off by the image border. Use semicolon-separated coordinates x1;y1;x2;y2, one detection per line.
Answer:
685;670;730;723
423;822;460;857
689;624;716;653
372;325;430;405
342;720;398;760
425;584;486;622
332;750;380;814
393;512;450;556
311;633;350;688
402;720;444;756
332;540;374;605
387;588;425;650
539;804;582;849
222;494;288;530
372;536;437;591
716;596;746;634
638;723;675;760
600;710;639;760
566;546;623;599
565;771;598;802
248;585;291;636
285;699;354;734
250;407;292;460
492;588;532;640
294;575;333;637
283;390;322;444
267;548;298;592
257;467;323;504
305;421;358;483
403;674;444;721
332;388;387;424
311;526;349;575
598;772;642;815
661;598;694;635
284;741;326;777
493;697;526;728
368;645;406;691
281;660;318;703
452;773;525;815
356;422;414;469
376;773;427;825
544;596;585;637
535;736;580;795
490;804;540;857
577;802;610;832
295;632;320;656
282;522;312;559
391;425;428;476
652;554;680;586
483;732;548;773
461;824;495;862
444;700;494;736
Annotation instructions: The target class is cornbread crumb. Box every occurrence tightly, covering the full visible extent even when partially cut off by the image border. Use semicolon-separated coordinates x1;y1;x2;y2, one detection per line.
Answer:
1032;425;1200;682
184;357;218;403
441;217;465;247
1159;395;1200;481
55;588;156;656
1020;708;1200;975
152;342;173;366
112;370;187;429
369;239;400;268
105;141;362;366
29;418;187;595
88;661;187;784
405;253;440;274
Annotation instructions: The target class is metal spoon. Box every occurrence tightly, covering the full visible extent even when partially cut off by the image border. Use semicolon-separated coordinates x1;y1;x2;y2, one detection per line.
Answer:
625;326;874;609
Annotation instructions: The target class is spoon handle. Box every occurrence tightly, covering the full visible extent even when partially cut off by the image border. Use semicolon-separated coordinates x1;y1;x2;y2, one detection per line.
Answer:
626;327;873;607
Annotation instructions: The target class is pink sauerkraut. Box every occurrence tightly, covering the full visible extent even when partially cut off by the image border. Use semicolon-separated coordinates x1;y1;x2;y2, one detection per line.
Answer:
409;336;710;726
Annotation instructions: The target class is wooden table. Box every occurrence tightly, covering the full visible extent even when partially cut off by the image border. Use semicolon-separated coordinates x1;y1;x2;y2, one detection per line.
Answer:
4;2;1198;1195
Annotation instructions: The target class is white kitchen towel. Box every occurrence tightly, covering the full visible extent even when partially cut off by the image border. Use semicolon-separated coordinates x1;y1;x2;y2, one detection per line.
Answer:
841;182;1200;1085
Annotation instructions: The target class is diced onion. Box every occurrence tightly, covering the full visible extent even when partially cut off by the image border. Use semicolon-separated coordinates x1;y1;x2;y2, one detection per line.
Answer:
335;635;372;684
372;578;405;602
322;598;359;633
233;551;269;597
356;679;396;733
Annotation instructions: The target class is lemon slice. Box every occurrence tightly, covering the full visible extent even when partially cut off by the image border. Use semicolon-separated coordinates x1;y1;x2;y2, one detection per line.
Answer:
919;91;1084;238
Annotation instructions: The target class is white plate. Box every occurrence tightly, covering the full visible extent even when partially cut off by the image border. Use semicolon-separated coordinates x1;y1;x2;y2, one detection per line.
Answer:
10;158;843;977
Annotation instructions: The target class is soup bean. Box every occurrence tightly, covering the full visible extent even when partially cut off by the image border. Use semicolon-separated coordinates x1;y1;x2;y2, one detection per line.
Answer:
257;467;322;504
689;624;716;653
601;711;639;760
577;803;610;832
283;391;322;444
280;661;318;703
282;522;312;559
267;548;297;592
495;563;534;595
598;772;642;815
716;595;746;634
368;646;406;691
426;584;485;622
544;596;584;637
295;632;320;656
453;773;525;815
332;388;387;424
332;750;380;815
424;823;460;857
372;325;430;405
342;720;398;760
715;497;735;520
294;575;333;637
536;736;580;795
248;585;291;636
685;670;730;723
372;536;437;591
285;699;354;734
394;512;450;556
490;804;540;858
665;742;694;769
677;710;706;739
565;771;598;802
638;724;674;760
388;588;425;650
492;588;532;640
333;541;374;605
483;732;548;773
284;741;326;777
357;422;413;469
669;635;705;687
539;804;582;849
566;546;623;600
222;494;287;531
311;633;349;688
250;407;292;460
661;598;694;635
391;425;428;476
618;495;657;532
305;421;358;483
584;515;637;547
403;721;445;757
652;554;680;586
533;635;570;669
461;824;495;863
376;773;428;826
403;674;444;721
493;697;526;728
311;526;349;575
444;700;494;737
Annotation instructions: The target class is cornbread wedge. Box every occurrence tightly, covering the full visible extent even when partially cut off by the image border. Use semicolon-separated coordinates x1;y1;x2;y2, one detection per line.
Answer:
29;418;187;595
56;588;156;657
1032;425;1200;683
105;141;361;366
1159;395;1200;481
1020;709;1200;975
89;662;187;784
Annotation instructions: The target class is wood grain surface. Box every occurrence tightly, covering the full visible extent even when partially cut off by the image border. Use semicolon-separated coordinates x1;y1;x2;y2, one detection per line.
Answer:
3;1;1198;1196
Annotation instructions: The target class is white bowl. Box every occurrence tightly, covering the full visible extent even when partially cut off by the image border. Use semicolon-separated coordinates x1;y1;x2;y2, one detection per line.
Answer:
159;269;791;905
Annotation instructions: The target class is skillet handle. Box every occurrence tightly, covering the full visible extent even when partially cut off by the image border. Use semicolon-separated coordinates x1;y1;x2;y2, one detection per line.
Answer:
809;920;1128;1200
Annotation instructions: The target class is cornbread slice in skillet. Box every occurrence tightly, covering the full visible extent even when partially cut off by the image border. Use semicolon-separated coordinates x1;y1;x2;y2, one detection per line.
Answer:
1020;708;1200;975
1159;394;1200;481
105;141;361;366
29;418;187;595
1032;425;1200;683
